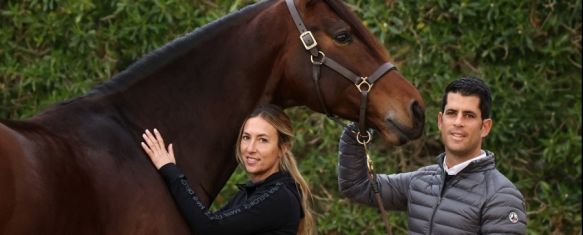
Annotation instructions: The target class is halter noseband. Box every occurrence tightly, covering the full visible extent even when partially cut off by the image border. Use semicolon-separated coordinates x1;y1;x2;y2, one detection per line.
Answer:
285;0;396;143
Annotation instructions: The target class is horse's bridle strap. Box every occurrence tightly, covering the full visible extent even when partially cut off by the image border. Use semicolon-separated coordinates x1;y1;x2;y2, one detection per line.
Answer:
368;62;396;84
326;58;395;84
321;58;359;83
285;0;319;56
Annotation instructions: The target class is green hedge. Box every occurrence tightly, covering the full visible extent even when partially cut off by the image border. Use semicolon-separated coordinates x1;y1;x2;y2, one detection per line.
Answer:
1;0;580;234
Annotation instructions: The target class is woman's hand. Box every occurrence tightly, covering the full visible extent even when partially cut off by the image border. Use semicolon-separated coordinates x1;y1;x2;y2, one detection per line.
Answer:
141;128;176;170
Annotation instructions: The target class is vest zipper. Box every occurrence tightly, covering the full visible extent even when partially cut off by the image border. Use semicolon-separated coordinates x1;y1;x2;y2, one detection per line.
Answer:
428;169;447;235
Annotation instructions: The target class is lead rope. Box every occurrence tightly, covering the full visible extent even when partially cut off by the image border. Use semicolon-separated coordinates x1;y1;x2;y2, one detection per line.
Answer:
357;131;393;235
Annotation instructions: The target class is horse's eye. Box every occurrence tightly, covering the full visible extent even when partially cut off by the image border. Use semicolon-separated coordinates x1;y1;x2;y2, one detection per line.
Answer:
334;31;352;44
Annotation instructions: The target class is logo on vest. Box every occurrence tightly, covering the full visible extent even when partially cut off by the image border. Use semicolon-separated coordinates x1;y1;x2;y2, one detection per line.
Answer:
508;211;519;224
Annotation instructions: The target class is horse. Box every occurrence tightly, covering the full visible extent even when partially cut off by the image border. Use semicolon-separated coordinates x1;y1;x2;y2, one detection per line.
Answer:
0;0;424;233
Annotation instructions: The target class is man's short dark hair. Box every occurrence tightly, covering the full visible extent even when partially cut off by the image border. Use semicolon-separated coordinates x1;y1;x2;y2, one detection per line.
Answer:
441;76;492;119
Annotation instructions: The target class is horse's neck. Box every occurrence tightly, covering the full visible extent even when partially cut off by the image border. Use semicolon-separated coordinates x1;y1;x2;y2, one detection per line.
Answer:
92;1;286;203
106;3;286;141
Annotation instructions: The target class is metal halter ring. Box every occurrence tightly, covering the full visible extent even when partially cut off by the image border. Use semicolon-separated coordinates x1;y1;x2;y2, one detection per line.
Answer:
356;130;373;145
356;77;372;93
310;51;326;65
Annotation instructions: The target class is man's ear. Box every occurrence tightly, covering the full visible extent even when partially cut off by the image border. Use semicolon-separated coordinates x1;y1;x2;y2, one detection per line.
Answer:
437;112;443;131
481;118;493;138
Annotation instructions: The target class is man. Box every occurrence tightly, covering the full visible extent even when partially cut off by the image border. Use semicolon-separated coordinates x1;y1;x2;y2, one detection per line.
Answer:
338;77;527;234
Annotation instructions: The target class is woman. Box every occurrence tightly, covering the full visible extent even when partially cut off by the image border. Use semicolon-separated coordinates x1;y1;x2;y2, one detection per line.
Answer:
141;104;314;235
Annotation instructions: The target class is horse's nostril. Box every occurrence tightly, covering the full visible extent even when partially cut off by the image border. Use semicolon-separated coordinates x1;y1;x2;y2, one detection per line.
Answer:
411;101;425;124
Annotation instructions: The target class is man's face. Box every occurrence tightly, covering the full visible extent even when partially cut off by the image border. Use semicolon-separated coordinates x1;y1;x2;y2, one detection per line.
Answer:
438;92;492;160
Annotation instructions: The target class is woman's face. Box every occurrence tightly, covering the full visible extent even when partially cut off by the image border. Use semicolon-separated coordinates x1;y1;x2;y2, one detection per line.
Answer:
240;116;282;182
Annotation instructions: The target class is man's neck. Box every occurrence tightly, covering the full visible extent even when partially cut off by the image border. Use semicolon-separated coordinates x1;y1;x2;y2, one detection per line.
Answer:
444;150;483;168
443;151;487;175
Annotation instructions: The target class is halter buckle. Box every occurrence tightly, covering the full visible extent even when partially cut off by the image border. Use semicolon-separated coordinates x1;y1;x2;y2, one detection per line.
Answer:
356;77;373;93
300;31;318;50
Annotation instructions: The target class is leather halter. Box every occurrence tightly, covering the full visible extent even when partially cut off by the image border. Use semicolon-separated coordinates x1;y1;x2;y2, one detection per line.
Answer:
285;0;396;143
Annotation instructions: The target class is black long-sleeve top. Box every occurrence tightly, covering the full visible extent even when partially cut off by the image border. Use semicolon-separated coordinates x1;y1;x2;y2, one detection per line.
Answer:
159;163;304;235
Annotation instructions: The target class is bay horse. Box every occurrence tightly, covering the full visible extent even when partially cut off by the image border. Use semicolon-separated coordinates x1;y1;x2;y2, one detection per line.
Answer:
0;0;424;234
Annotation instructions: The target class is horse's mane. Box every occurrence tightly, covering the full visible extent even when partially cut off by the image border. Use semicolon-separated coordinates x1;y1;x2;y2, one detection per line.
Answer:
324;0;386;62
84;0;382;97
86;0;275;97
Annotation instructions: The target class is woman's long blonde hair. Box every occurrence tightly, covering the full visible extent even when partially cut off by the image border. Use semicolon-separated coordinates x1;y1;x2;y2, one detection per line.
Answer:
235;104;315;235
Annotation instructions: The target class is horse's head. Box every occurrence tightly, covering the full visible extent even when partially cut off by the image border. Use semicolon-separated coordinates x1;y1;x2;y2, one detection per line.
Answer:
275;0;425;145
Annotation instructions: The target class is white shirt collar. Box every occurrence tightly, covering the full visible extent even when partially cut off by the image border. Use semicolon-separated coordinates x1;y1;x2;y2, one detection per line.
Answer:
443;150;487;175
